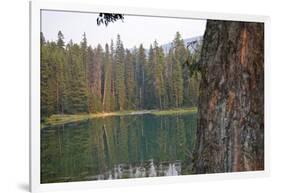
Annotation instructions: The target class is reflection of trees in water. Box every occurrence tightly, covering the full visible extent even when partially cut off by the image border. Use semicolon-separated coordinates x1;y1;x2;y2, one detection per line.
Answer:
41;113;197;183
86;159;181;180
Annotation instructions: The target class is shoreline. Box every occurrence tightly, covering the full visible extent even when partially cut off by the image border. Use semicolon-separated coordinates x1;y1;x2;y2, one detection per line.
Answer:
41;107;197;129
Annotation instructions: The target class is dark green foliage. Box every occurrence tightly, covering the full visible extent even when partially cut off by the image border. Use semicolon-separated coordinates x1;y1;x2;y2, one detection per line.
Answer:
125;49;136;109
89;44;103;112
145;42;166;109
97;13;124;26
41;42;56;118
136;44;146;109
40;31;201;119
65;42;88;113
173;32;187;107
102;44;112;112
114;34;126;110
57;31;65;49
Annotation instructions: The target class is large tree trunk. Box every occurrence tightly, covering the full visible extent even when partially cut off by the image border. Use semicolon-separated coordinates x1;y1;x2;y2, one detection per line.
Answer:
193;20;264;173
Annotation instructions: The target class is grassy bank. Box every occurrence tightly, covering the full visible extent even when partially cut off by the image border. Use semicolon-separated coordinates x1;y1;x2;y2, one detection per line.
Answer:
41;107;197;128
151;107;197;116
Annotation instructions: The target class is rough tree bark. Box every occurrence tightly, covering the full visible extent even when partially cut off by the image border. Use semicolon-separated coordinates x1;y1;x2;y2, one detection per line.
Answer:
193;20;264;173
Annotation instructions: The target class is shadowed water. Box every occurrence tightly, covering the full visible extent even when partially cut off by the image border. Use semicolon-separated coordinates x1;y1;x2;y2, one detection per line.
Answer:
41;113;197;183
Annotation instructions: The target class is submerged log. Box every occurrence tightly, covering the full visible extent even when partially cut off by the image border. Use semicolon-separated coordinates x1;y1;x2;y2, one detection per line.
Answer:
193;20;264;173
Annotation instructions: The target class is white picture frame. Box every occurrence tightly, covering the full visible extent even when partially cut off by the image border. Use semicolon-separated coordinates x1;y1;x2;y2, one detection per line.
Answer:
30;1;270;192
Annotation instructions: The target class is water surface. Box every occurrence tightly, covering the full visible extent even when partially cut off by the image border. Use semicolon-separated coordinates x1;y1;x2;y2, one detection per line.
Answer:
41;113;197;183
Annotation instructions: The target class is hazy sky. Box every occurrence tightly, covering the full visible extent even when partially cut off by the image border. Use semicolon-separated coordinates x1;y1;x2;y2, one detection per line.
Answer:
41;10;206;49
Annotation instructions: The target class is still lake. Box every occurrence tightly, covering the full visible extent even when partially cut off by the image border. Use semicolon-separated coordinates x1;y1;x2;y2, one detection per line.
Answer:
41;113;197;183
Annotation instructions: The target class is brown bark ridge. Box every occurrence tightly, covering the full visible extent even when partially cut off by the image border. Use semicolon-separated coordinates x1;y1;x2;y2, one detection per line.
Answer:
193;20;264;173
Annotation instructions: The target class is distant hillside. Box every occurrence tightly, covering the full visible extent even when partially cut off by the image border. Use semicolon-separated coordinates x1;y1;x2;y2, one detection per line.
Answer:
161;36;203;54
129;36;203;55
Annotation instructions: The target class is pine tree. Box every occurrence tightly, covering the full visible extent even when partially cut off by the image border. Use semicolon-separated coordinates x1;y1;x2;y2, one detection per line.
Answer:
40;30;201;120
80;32;89;112
186;42;201;106
88;44;103;112
86;46;95;112
164;48;174;108
109;40;116;111
102;44;112;112
172;53;184;108
145;44;156;108
131;48;138;108
172;32;185;108
114;34;126;110
193;21;264;173
57;31;65;49
124;49;136;109
145;41;166;109
136;44;146;109
41;41;56;118
66;41;88;113
54;44;66;114
154;43;165;109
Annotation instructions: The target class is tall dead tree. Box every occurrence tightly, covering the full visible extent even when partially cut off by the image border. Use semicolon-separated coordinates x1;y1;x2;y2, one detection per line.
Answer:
193;20;264;173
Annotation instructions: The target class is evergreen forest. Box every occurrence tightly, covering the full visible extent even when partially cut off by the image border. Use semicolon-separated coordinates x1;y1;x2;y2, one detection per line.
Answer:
40;31;201;120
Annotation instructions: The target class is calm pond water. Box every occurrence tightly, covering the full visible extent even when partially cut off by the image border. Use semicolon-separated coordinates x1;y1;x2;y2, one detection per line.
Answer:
41;113;197;183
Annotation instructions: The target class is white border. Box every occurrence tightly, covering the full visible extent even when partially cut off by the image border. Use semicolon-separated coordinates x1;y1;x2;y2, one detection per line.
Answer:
30;1;270;192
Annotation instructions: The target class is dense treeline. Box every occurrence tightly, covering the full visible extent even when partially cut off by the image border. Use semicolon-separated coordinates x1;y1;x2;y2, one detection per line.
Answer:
41;31;201;119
